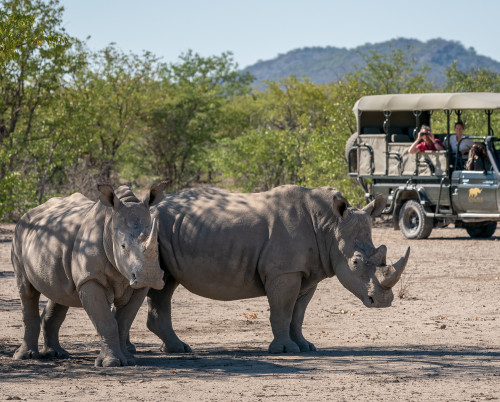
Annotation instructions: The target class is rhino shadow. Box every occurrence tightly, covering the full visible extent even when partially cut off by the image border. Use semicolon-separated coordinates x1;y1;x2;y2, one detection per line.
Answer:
0;342;311;380
1;343;497;381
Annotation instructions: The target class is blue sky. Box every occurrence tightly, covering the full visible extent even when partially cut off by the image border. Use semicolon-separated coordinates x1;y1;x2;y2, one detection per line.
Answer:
59;0;500;69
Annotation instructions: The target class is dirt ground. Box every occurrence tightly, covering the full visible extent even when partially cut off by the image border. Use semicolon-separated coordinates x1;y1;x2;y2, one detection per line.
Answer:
0;221;499;401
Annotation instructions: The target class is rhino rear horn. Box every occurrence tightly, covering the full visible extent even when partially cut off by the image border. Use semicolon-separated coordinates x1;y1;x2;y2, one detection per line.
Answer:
380;246;410;289
363;194;386;217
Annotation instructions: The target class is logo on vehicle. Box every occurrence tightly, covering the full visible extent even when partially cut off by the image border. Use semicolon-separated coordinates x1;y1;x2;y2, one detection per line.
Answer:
468;188;483;203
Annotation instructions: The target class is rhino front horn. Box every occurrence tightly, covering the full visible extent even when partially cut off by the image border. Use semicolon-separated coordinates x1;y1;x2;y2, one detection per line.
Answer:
144;218;159;257
380;246;410;289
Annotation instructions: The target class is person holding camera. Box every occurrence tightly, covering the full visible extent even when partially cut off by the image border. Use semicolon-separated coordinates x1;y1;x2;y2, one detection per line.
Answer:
408;125;444;154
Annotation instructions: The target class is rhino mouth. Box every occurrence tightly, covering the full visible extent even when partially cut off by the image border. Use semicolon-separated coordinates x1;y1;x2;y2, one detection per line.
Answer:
364;293;393;308
362;295;376;307
129;272;165;290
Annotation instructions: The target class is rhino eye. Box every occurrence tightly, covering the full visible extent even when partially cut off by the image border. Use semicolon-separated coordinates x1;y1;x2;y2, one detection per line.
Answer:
121;244;126;249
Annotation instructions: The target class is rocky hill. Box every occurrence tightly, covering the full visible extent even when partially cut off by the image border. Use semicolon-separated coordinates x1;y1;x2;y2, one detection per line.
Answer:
243;38;500;87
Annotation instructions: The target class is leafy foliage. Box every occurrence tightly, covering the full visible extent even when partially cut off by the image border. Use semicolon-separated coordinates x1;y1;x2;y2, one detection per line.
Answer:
0;0;77;219
213;76;364;201
136;51;254;188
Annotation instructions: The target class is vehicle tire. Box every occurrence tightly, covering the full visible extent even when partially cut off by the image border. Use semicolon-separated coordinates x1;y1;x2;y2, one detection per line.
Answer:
399;200;434;239
464;221;497;239
345;133;358;161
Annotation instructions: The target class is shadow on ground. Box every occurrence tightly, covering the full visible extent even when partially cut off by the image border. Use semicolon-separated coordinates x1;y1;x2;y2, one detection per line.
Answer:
1;343;498;382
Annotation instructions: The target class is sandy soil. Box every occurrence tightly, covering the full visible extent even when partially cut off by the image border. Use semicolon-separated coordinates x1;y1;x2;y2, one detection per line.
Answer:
0;222;499;401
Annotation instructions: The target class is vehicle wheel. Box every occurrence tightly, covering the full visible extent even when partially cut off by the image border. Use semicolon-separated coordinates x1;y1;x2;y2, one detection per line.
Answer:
464;221;497;239
345;133;358;161
399;200;434;239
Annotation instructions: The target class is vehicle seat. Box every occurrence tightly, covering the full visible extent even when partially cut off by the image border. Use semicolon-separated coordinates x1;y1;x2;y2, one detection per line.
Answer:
391;134;412;142
362;127;382;134
407;127;417;139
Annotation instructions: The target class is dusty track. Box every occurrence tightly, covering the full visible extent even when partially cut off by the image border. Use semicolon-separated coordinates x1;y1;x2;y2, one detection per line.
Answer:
0;223;499;401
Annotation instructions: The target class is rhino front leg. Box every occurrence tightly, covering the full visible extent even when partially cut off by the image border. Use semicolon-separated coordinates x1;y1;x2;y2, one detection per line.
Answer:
147;276;192;353
265;272;302;354
41;300;70;358
290;285;317;352
114;287;149;365
13;278;41;360
79;281;128;367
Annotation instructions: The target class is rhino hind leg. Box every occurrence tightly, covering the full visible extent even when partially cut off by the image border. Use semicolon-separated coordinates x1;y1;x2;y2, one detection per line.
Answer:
266;272;302;354
147;277;192;353
290;285;317;352
40;300;70;359
13;277;41;360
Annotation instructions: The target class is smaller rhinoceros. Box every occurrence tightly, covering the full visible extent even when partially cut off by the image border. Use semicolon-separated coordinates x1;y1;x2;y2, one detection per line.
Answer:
145;186;410;354
11;184;165;367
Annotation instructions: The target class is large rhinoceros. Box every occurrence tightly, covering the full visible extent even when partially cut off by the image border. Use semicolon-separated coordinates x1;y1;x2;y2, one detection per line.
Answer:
145;185;410;354
11;184;165;367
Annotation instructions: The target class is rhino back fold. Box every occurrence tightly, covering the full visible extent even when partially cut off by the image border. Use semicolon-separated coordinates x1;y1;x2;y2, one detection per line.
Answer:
153;186;342;301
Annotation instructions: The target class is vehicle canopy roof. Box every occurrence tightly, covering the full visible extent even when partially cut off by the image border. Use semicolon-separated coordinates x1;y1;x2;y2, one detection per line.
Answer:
353;92;500;116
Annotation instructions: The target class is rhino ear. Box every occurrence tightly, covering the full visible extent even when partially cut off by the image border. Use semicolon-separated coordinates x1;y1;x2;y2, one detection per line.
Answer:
332;194;349;219
98;184;122;210
363;194;386;217
144;181;168;207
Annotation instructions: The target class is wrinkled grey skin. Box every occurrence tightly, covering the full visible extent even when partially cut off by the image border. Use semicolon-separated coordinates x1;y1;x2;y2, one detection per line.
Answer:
145;185;410;354
11;184;165;367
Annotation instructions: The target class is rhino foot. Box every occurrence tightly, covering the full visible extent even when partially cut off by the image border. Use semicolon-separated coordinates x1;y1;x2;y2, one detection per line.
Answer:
160;341;192;354
13;345;40;360
268;340;301;354
123;351;137;366
296;340;317;352
95;352;129;367
290;336;317;352
41;345;69;359
126;340;136;354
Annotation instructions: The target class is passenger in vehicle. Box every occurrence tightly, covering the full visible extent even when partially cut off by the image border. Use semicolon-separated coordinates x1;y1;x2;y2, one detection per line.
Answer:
446;122;474;156
408;125;444;154
465;143;488;171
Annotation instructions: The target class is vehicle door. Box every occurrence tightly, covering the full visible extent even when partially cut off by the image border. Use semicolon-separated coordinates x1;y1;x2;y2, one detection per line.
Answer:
452;170;499;213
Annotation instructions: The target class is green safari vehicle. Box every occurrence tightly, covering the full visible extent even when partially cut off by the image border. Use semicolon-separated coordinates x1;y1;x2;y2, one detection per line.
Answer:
346;92;500;239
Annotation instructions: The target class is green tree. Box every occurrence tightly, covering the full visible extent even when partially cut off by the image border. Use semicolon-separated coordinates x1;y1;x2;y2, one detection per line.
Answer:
66;45;162;194
213;77;355;194
444;63;500;135
140;51;254;187
445;62;500;93
346;46;433;95
0;0;77;219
